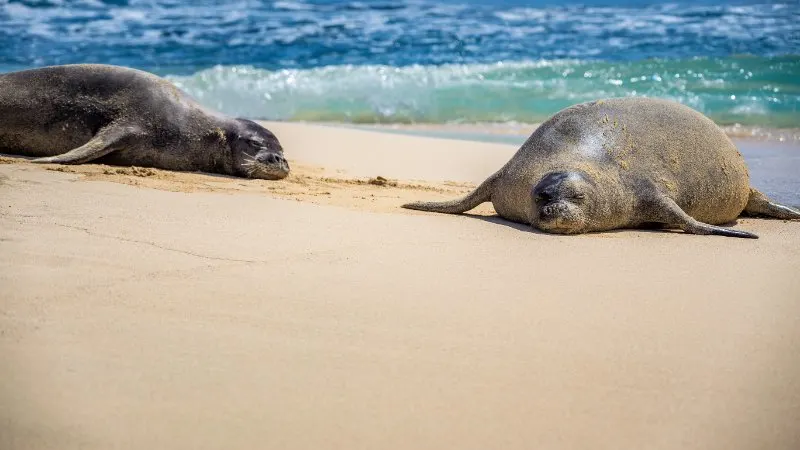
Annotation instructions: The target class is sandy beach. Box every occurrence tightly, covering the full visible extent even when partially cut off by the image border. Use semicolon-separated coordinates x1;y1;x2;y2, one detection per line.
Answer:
2;123;799;450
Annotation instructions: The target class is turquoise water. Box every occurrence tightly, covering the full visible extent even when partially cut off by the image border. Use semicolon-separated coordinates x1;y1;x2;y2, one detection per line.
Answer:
168;56;800;128
1;0;798;127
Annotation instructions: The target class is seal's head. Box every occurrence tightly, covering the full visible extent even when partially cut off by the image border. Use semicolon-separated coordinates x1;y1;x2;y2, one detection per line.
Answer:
230;119;290;180
530;171;597;234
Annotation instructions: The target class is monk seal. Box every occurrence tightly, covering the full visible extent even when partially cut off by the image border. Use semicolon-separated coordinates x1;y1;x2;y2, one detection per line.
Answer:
0;64;289;179
403;97;799;238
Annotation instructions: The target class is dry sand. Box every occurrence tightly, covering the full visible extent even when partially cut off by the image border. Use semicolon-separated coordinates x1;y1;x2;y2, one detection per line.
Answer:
1;123;799;450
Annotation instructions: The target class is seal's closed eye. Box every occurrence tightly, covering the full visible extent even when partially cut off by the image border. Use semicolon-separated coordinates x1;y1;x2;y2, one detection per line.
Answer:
243;137;265;147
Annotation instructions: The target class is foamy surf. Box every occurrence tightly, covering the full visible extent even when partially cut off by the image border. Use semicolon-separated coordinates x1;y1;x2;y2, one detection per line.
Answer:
167;56;800;133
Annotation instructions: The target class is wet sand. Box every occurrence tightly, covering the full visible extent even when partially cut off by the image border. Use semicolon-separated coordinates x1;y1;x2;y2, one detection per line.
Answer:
1;123;800;450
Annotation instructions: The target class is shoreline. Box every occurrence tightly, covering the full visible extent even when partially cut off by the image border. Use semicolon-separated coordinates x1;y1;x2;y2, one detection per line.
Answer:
2;120;798;207
278;121;800;145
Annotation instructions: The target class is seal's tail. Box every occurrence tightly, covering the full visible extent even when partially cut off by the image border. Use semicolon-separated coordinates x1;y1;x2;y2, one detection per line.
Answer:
743;188;800;220
402;173;497;214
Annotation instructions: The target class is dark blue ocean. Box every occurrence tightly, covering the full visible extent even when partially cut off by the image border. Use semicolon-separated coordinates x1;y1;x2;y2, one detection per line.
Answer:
1;0;798;128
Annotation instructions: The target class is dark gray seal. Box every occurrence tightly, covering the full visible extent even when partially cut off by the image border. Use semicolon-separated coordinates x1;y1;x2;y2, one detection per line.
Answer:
403;97;800;238
0;64;289;179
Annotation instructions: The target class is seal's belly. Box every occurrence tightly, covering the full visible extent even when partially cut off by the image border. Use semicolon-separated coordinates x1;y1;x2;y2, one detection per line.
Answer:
0;119;94;157
0;91;98;156
671;168;751;224
644;144;751;224
102;144;208;173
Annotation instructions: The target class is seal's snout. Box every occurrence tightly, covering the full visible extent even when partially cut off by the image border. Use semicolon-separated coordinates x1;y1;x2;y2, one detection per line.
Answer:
255;151;290;179
240;149;290;180
260;152;289;169
261;153;282;164
540;202;568;220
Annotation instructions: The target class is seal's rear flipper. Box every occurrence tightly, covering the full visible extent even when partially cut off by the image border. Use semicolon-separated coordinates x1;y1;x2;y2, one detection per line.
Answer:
402;173;497;214
32;123;140;165
642;194;759;239
743;189;800;220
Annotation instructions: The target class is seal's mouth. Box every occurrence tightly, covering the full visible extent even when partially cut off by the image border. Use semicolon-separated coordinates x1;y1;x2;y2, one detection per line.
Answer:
534;201;586;234
241;152;290;180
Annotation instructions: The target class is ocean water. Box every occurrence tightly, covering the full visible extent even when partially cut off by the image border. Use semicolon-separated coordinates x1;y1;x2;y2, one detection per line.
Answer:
1;0;799;129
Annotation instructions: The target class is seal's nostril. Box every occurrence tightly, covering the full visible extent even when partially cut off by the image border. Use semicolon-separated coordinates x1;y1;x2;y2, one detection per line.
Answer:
541;203;564;219
540;206;551;218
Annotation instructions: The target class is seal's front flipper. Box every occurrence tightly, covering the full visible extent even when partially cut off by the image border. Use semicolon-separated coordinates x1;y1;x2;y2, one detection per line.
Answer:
402;173;497;214
33;124;140;165
743;189;800;220
642;194;759;239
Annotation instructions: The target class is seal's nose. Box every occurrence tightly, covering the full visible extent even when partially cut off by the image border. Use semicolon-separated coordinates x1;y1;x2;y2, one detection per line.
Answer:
539;205;553;220
261;153;290;171
263;153;283;165
540;202;566;220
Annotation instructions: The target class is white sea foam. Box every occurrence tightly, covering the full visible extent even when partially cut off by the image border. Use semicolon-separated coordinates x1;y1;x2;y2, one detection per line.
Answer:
163;57;799;129
274;1;313;11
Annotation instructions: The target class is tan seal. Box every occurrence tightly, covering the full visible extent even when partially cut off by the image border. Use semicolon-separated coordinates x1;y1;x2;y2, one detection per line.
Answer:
403;97;799;238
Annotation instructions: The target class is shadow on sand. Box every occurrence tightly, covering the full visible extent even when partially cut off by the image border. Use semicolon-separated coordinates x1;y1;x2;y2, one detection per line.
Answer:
459;213;758;237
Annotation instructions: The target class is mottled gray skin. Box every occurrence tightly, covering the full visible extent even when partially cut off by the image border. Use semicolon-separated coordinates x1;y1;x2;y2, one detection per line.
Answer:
404;97;800;238
0;64;289;179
